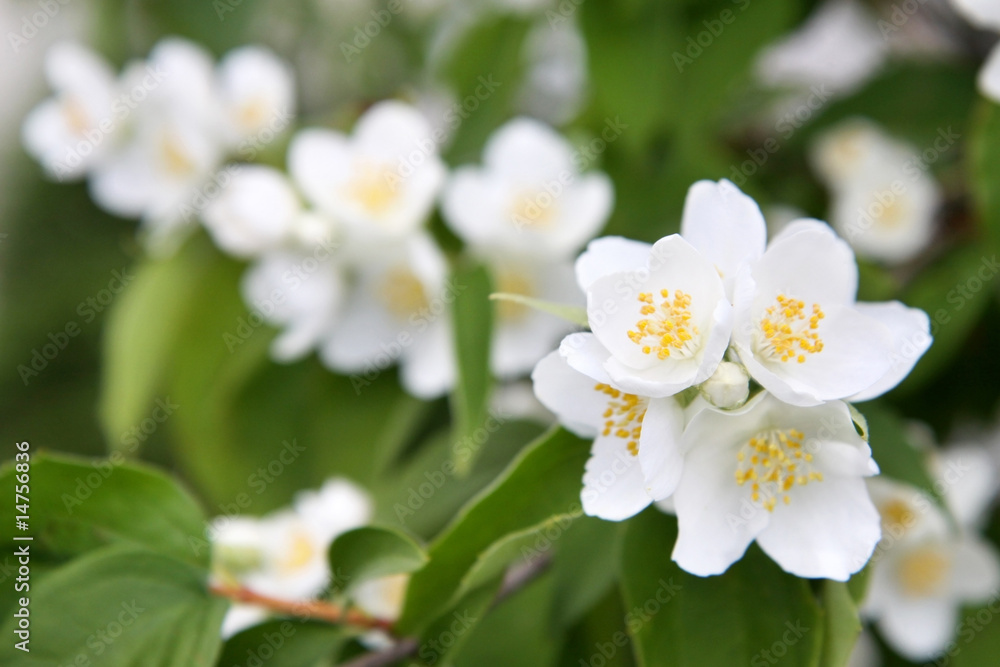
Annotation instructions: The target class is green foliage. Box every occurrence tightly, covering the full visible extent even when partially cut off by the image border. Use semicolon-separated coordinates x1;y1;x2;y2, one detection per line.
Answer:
217;620;347;667
328;526;428;593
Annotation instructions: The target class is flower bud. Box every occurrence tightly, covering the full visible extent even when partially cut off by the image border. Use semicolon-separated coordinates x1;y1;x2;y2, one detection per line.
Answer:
700;361;750;409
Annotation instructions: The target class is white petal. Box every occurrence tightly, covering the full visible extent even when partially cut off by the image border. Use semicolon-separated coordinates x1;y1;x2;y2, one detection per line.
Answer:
980;44;1000;103
849;301;931;401
217;45;295;141
952;0;1000;30
950;536;1000;601
545;172;614;256
353;100;438;160
575;236;652;290
581;434;652;521
220;605;269;639
754;219;859;306
680;179;766;298
400;317;456;399
440;167;509;248
756;476;881;581
877;596;957;662
288;128;353;216
483;117;574;183
531;351;607;437
202;165;301;257
636;397;686;500
295;477;373;542
559;332;614;384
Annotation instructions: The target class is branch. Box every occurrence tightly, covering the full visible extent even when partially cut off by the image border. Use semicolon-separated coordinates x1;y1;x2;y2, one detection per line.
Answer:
338;638;420;667
209;583;395;633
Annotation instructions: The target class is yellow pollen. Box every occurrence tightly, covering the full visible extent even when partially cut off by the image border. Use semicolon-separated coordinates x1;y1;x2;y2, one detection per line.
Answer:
627;290;699;360
347;162;399;215
279;531;316;574
735;428;819;511
160;133;196;177
879;499;916;535
594;383;647;456
874;199;906;228
495;271;534;323
236;97;269;130
758;294;825;364
61;95;91;135
509;191;556;228
898;547;951;597
378;268;429;319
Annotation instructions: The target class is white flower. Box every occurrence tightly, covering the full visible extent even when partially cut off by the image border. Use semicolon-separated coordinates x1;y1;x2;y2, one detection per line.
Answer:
216;46;295;146
488;255;582;378
289;101;446;242
490;380;554;424
950;0;1000;31
928;443;998;529
532;348;687;519
979;45;1000;102
242;249;345;362
571;233;733;398
211;478;372;638
732;220;921;406
813;119;941;264
672;393;881;581
320;233;456;399
202;165;337;258
864;477;1000;661
353;573;411;650
442;117;613;259
516;18;588;126
754;0;886;97
22;41;120;180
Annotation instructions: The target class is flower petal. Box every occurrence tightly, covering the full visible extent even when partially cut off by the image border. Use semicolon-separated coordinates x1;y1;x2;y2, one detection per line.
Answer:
636;397;687;500
877;596;957;662
848;301;931;402
581;434;652;521
575;236;652;290
531;351;607;438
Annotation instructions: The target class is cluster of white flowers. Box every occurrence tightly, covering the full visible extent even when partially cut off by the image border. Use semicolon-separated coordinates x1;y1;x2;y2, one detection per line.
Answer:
810;117;942;265
949;0;1000;101
210;477;408;639
862;441;1000;661
23;38;612;400
532;179;933;581
22;38;296;250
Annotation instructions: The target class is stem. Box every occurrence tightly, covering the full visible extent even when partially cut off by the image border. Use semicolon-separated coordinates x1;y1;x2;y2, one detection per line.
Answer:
208;583;395;633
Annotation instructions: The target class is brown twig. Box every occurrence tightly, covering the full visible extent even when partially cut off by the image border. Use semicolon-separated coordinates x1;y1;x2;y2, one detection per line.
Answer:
208;583;395;633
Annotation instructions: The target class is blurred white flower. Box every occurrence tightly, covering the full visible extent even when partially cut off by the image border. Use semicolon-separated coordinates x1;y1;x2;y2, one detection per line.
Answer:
290;101;446;242
488;255;581;378
812;118;942;264
242;249;346;362
755;0;887;97
320;233;456;399
216;46;296;147
211;477;373;638
928;443;998;529
516;18;588;126
490;380;554;424
442;117;613;259
21;42;120;180
672;393;881;581
950;0;1000;31
864;477;1000;662
203;165;337;258
353;573;411;650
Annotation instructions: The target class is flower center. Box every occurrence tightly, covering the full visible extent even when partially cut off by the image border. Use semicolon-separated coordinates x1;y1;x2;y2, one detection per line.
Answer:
735;428;822;512
756;294;825;364
897;546;951;597
594;383;647;456
236;97;269;130
873;198;906;229
879;499;916;536
279;530;317;575
509;191;557;228
627;290;699;360
61;95;91;135
160;133;196;177
378;268;429;319
495;271;534;323
347;162;399;215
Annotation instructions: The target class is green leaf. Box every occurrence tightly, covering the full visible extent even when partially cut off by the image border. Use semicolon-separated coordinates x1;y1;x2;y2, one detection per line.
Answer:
397;427;590;634
450;262;495;475
0;544;226;666
490;292;589;328
329;526;428;593
862;403;938;499
819;581;862;667
972;100;1000;252
217;620;347;667
951;600;1000;666
98;238;207;453
414;578;503;667
619;510;823;667
1;453;209;566
548;518;624;630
